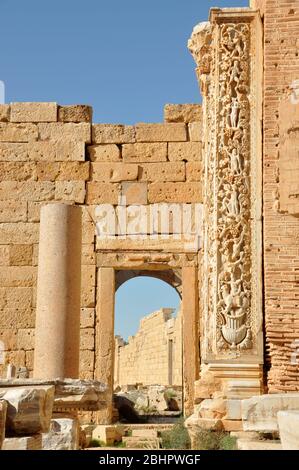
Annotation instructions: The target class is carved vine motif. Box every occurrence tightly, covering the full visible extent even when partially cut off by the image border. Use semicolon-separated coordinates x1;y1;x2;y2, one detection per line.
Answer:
215;23;252;350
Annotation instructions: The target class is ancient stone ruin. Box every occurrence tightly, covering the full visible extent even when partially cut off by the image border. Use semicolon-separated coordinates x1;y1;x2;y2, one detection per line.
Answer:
0;0;299;450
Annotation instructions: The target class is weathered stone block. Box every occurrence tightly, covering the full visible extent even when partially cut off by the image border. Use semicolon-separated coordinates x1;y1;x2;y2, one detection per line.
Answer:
55;141;86;161
27;201;42;222
9;245;33;266
0;266;36;287
58;105;92;123
11;102;57;123
82;265;96;288
242;394;299;432
225;399;242;421
81;283;95;308
0;287;32;309
91;162;138;182
0;181;55;201
42;418;79;450
86;182;120;204
121;182;147;204
0;104;10;122
0;223;39;244
0;246;9;265
87;144;121;162
37;161;90;181
0;143;28;162
0;329;18;350
0;308;35;329
132;429;158;438
185;414;223;436
0;123;38;142
186;162;202;181
0;201;27;222
139;162;185;182
82;221;95;244
0;400;7;449
148;182;201;203
38;122;91;143
92;124;135;144
17;329;35;350
80;308;95;329
164;104;202;123
80;329;95;351
222;420;243;432
0;245;9;266
122;436;161;449
196;398;227;419
0;385;54;435
278;411;299;450
80;350;95;372
55;181;85;203
122;143;167;162
28;141;85;162
136;123;187;142
25;350;34;371
188;122;202;141
237;439;282;451
92;425;122;446
168;142;201;161
81;244;96;265
2;435;42;450
0;162;36;181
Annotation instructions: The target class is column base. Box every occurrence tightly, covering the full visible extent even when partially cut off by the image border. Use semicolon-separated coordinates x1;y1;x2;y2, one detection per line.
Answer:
194;363;264;403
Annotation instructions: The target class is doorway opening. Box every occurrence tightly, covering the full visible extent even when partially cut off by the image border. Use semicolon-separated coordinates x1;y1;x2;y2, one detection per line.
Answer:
113;275;183;423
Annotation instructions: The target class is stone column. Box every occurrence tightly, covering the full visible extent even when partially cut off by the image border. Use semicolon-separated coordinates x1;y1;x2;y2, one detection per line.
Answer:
33;204;82;379
188;9;264;399
95;267;115;424
182;266;199;416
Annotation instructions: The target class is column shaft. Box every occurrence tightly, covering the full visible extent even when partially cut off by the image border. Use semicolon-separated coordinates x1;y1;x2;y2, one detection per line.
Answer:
33;203;82;379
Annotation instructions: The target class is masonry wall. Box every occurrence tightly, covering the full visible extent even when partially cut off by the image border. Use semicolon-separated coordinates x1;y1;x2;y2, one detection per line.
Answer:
257;0;299;392
0;102;202;380
114;308;182;387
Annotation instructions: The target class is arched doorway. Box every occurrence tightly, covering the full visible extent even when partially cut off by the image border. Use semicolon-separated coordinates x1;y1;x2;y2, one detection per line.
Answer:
95;261;199;424
114;276;182;423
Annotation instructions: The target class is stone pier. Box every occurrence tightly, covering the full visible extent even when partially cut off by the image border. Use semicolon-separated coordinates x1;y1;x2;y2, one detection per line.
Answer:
33;204;82;380
188;8;264;400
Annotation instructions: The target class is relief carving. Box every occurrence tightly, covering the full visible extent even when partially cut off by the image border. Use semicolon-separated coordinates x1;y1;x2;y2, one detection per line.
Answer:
189;17;258;356
216;23;252;351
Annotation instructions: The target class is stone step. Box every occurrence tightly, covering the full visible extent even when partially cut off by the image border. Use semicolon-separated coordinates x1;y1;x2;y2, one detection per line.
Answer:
132;429;158;438
231;431;260;440
2;435;42;450
122;436;161;449
122;423;174;432
237;439;282;451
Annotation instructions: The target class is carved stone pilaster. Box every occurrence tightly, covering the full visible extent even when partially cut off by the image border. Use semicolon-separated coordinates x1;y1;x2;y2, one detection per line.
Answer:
189;9;263;373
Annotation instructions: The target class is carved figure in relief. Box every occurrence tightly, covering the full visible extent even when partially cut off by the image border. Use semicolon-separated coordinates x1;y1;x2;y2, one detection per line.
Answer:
195;21;252;351
230;98;239;128
231;231;244;261
228;187;240;216
230;148;242;174
229;60;241;88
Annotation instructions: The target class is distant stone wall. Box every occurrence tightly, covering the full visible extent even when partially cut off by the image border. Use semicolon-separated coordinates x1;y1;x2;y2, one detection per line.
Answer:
114;308;182;387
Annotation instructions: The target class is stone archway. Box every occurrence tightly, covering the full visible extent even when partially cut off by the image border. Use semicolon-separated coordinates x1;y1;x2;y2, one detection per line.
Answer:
94;254;199;424
115;269;182;297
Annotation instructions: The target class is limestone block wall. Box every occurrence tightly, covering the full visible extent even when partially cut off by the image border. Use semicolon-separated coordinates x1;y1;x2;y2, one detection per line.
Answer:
260;0;299;392
114;308;182;387
0;102;202;380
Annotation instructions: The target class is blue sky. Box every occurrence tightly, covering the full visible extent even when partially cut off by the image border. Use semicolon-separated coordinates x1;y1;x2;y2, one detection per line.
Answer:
0;0;248;338
0;0;248;124
115;277;181;340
